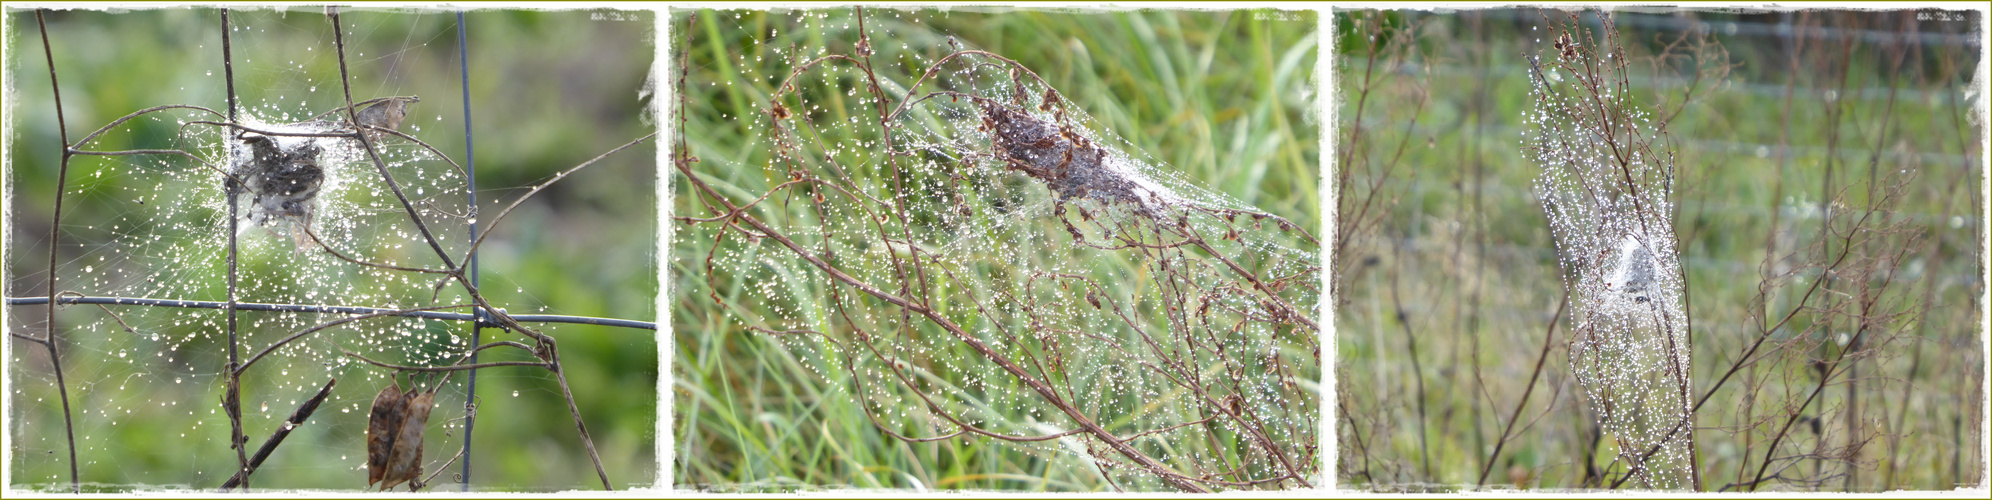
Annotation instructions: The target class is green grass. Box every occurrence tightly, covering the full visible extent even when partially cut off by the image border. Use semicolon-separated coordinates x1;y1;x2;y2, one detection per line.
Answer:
672;7;1320;492
1335;9;1982;491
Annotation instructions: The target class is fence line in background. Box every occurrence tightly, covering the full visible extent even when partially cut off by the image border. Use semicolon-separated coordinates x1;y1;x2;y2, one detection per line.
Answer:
1425;9;1982;48
1342;114;1979;169
1348;59;1969;104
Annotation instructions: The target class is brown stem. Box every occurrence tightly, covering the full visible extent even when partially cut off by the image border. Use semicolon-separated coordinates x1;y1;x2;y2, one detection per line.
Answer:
676;156;1211;492
1477;291;1568;486
550;352;613;490
219;378;338;491
33;10;83;493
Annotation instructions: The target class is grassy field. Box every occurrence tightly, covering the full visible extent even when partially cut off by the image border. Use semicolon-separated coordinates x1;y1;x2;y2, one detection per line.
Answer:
671;7;1320;492
6;7;656;491
1335;9;1983;491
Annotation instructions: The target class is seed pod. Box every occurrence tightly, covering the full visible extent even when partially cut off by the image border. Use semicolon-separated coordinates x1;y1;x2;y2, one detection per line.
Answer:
377;388;434;491
354;96;419;142
364;382;405;489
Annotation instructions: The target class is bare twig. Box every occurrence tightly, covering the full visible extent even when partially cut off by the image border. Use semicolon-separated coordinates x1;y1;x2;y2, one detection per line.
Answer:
220;378;338;491
32;10;82;493
1478;291;1569;486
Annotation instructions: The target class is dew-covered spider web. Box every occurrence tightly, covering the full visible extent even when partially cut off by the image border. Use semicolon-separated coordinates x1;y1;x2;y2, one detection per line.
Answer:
1523;12;1692;490
8;7;656;490
677;8;1319;491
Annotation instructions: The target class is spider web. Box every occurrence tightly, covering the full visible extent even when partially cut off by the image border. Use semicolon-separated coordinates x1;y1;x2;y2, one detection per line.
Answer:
7;7;655;490
1524;14;1693;489
680;8;1319;491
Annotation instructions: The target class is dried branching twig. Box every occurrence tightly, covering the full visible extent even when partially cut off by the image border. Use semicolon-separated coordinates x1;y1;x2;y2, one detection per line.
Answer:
677;9;1316;492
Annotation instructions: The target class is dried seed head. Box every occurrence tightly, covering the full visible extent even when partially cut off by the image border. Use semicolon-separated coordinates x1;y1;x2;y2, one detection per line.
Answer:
378;388;434;491
354;96;419;141
364;382;404;489
770;103;792;120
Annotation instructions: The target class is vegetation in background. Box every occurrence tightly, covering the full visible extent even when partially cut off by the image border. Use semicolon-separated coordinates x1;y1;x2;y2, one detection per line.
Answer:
7;7;656;491
672;7;1320;492
1336;8;1983;492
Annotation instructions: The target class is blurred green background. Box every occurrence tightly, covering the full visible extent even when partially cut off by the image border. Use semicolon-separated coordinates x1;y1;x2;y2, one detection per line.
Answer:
1335;9;1982;491
671;7;1320;492
6;7;656;491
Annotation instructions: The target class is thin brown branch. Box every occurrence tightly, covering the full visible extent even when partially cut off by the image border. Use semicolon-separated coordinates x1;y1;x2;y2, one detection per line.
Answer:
35;10;83;493
219;378;338;491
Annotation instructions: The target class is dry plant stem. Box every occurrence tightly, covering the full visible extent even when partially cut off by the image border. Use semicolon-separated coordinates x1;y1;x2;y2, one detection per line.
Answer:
1338;384;1376;483
1534;12;1703;489
1747;10;1806;487
550;354;612;490
236;304;478;375
218;10;252;489
1387;251;1431;480
75;104;226;145
1887;62;1971;492
1672;209;1864;490
184;121;358;139
675;161;1210;492
906;89;1319;331
420;439;469;490
302;225;453;275
31;10;82;493
220;378;338;491
328;9;458;275
1333;18;1382;275
1477;291;1569;486
343;352;549;372
1740;97;1917;495
854;8;937;318
1334;17;1425;300
681;14;1314;489
458;131;659;267
329;8;614;489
